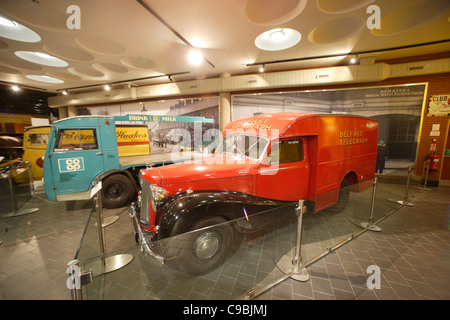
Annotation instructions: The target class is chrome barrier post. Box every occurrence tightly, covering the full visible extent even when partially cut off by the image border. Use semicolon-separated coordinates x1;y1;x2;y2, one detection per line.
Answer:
361;178;382;232
422;159;432;191
2;168;38;218
66;259;93;300
24;161;35;196
276;200;310;282
83;179;133;277
388;165;415;207
401;166;415;207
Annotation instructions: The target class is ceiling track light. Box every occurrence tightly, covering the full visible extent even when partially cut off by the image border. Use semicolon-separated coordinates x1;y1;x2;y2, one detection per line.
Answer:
57;72;190;93
259;65;265;72
0;81;47;92
247;39;450;69
12;84;20;92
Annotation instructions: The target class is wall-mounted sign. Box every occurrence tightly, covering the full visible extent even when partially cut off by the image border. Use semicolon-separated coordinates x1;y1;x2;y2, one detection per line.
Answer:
428;94;450;116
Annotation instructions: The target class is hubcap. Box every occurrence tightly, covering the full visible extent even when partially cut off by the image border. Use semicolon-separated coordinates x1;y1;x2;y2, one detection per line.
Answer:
106;183;123;199
193;231;220;260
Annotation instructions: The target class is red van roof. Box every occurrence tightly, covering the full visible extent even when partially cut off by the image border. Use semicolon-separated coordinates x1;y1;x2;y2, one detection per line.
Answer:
223;113;319;139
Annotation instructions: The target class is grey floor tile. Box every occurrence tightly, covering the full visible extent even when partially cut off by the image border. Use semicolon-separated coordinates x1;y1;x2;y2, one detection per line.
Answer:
1;181;449;301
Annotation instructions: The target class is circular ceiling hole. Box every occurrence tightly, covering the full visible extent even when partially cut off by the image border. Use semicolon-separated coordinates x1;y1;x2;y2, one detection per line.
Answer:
244;0;307;25
316;0;376;14
69;66;105;78
308;17;365;44
0;65;21;74
44;44;95;62
121;56;157;69
371;0;450;36
93;62;129;74
255;28;302;51
46;71;82;81
76;35;126;55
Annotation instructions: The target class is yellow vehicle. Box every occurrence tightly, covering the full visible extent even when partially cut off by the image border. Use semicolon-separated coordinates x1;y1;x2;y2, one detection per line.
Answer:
23;124;151;180
22;125;52;179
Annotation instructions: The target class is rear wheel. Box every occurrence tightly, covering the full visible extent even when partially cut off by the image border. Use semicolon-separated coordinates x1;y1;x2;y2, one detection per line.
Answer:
101;174;134;208
332;178;350;213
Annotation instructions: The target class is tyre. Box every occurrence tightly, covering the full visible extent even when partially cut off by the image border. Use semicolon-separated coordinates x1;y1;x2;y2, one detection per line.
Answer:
163;216;235;275
332;178;350;213
101;174;135;208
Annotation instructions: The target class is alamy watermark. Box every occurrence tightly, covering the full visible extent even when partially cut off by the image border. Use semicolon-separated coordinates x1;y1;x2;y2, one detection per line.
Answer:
66;5;81;30
66;5;381;31
366;265;381;290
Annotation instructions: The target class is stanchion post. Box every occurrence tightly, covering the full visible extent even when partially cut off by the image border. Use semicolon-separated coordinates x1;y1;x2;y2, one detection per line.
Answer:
83;179;133;277
67;259;82;300
7;170;18;213
2;168;38;218
276;200;310;282
24;161;35;196
422;159;432;191
66;259;92;300
361;178;382;232
388;165;415;207
402;166;415;207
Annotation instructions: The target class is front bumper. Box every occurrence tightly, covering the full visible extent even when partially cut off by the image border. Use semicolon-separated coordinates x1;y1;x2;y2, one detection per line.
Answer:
129;202;165;264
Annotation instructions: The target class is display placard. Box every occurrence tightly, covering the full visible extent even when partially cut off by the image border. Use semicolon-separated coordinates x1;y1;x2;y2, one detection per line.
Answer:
428;94;450;116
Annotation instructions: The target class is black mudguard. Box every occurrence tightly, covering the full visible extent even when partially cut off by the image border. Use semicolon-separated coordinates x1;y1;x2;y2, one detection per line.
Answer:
156;190;289;239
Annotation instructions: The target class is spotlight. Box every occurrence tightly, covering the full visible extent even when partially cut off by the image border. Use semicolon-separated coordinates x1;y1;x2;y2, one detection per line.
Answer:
104;84;111;91
188;50;203;65
259;65;265;72
62;90;68;95
12;84;20;91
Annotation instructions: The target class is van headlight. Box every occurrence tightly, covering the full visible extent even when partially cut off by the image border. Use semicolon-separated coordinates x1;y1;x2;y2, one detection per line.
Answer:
150;185;170;211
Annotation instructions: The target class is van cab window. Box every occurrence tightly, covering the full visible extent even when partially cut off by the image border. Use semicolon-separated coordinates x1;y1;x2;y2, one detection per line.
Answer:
266;139;303;164
54;129;98;151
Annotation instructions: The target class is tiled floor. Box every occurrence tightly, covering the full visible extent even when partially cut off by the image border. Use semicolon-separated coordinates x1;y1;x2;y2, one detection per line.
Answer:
0;174;449;300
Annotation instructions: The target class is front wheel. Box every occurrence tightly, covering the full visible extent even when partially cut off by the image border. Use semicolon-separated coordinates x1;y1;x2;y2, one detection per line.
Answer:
101;174;135;208
163;216;235;275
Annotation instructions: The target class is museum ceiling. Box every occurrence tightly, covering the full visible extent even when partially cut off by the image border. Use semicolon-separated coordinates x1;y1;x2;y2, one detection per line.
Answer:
0;0;449;96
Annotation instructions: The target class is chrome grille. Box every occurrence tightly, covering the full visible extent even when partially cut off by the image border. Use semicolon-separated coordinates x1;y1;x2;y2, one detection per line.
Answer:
140;177;152;226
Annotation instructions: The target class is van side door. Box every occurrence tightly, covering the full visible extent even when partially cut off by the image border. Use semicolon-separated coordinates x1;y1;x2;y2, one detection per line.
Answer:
257;138;309;201
45;124;105;201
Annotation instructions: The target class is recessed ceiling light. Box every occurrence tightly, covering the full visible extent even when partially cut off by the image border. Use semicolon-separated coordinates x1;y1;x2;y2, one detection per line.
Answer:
0;16;41;43
270;29;286;41
26;75;64;84
188;50;203;65
255;28;301;51
0;17;16;27
15;51;68;67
